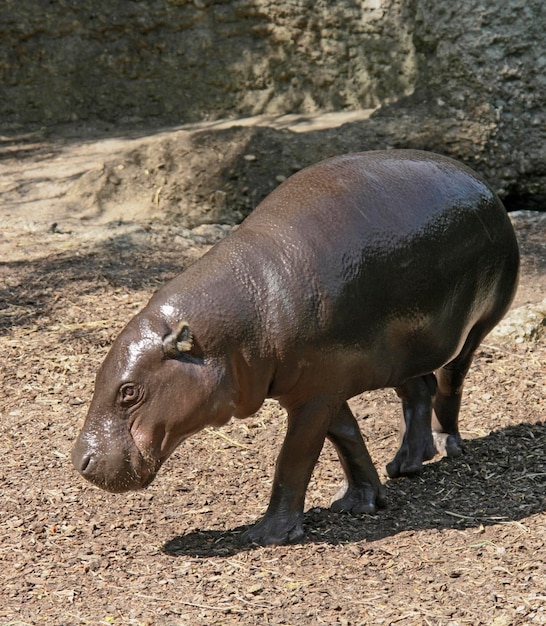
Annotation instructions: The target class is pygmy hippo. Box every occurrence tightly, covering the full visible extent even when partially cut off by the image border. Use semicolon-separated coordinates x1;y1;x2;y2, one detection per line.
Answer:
72;150;519;545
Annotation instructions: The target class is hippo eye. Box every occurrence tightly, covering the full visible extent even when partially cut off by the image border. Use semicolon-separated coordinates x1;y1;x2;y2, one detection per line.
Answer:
119;383;140;407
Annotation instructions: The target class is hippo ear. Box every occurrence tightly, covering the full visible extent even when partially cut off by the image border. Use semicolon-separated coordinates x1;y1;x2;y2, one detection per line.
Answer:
163;321;193;358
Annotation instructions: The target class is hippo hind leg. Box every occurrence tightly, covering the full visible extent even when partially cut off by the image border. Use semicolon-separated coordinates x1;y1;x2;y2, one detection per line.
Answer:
328;402;386;515
386;373;438;478
387;321;498;478
432;323;488;458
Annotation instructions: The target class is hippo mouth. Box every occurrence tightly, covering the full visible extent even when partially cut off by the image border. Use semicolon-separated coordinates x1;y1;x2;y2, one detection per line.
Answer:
129;417;191;475
72;429;162;493
75;452;160;493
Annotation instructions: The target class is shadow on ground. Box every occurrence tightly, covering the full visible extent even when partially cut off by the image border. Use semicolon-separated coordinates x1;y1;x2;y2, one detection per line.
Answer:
163;421;546;557
0;230;187;335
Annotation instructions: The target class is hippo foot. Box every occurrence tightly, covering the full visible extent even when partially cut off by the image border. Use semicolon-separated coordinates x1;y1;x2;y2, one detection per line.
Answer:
432;432;465;458
331;482;386;515
386;438;437;479
242;512;304;546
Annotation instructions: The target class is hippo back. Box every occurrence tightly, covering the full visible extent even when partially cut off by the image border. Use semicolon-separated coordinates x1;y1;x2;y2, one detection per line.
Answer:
225;151;515;347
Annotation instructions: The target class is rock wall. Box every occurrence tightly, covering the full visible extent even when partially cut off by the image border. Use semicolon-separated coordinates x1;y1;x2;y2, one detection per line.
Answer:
1;0;545;210
405;0;546;208
0;0;416;127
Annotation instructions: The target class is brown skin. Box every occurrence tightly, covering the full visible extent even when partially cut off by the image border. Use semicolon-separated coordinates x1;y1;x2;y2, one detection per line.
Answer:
72;150;519;546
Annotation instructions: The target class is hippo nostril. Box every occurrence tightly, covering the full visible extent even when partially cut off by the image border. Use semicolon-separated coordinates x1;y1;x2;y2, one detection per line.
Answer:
72;435;98;476
73;449;96;477
80;454;93;474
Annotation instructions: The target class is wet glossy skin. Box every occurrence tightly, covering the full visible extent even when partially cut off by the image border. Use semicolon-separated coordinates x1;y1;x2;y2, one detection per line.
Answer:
72;150;519;545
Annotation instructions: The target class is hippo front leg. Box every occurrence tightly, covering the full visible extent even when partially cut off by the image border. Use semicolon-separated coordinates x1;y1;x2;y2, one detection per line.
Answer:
386;374;438;478
242;396;336;546
328;402;385;514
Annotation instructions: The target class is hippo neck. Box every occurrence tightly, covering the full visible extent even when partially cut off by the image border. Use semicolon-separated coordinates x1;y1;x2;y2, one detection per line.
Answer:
148;240;277;418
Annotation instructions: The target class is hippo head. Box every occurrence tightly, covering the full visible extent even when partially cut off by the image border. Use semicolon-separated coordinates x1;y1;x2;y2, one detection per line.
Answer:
72;314;234;493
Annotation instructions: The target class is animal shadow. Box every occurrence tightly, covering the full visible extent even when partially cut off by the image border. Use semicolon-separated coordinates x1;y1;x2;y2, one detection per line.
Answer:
163;421;546;558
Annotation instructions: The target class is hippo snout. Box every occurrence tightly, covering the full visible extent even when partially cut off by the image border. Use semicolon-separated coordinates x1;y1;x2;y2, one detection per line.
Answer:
72;432;157;493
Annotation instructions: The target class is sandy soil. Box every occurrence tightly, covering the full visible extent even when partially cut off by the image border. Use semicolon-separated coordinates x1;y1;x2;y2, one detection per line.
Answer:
1;122;545;625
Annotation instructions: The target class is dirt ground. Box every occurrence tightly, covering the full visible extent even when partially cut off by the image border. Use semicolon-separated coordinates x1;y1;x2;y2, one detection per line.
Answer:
1;122;545;626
